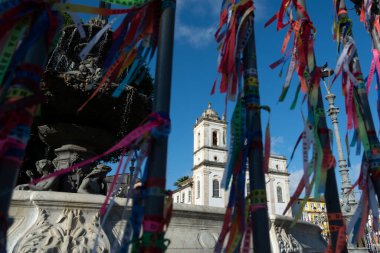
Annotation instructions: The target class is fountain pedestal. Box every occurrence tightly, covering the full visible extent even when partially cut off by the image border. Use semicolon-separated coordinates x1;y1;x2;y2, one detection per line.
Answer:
7;191;328;253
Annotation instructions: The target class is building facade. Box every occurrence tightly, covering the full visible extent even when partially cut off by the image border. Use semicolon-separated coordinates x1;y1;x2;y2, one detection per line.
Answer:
173;103;292;216
292;198;329;240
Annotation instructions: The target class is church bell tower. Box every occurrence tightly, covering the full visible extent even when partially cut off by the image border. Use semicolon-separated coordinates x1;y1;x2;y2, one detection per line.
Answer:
192;103;227;207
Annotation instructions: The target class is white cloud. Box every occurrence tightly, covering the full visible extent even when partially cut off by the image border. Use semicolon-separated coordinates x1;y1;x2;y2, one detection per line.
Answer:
175;22;215;48
254;0;268;21
350;162;361;183
271;136;284;154
176;0;219;17
175;0;268;48
175;0;218;48
289;169;303;195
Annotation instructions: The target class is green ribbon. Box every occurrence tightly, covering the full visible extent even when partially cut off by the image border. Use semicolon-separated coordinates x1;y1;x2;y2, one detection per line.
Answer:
353;91;370;153
335;17;352;52
224;99;244;187
278;85;290;102
290;83;301;110
313;108;326;199
0;18;30;86
131;232;170;253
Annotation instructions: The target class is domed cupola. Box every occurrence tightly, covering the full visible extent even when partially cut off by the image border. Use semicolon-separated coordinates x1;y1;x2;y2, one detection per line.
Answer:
201;103;220;120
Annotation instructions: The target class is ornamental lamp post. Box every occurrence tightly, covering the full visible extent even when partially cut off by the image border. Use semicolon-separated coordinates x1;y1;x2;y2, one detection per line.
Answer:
321;68;368;252
296;1;347;251
321;68;358;218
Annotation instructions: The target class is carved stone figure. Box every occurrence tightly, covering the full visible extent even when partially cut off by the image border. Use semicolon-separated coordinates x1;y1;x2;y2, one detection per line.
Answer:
16;144;112;194
77;164;111;194
15;159;59;191
13;209;110;253
16;18;152;190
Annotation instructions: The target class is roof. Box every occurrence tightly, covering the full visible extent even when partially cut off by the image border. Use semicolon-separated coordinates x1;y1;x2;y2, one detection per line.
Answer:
195;103;227;126
202;102;220;120
297;197;326;203
173;178;193;193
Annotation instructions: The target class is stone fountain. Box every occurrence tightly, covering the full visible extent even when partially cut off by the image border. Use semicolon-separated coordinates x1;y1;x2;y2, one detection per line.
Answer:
16;18;152;193
7;18;328;253
8;17;153;253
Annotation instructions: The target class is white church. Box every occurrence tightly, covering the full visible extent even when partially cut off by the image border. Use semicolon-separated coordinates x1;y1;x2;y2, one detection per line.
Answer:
173;103;292;216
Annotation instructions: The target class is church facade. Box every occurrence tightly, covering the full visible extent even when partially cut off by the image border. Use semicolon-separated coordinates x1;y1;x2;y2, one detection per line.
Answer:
173;103;292;216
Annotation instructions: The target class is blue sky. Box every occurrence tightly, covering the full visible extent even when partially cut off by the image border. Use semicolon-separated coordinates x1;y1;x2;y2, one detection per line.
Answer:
164;0;377;196
75;0;379;196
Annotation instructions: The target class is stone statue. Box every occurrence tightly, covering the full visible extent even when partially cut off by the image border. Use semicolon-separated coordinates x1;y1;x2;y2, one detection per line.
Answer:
16;18;152;194
77;164;111;194
15;159;59;191
16;158;112;195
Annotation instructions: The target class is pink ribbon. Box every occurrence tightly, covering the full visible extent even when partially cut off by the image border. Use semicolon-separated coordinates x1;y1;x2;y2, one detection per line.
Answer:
241;218;252;253
366;49;380;94
143;220;162;233
31;114;168;185
99;149;128;216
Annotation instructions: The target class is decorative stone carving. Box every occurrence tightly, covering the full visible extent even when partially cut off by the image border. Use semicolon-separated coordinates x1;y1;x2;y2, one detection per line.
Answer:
13;208;110;253
8;192;328;253
16;145;112;194
16;18;152;188
275;225;303;253
62;56;103;92
78;164;111;194
15;159;59;191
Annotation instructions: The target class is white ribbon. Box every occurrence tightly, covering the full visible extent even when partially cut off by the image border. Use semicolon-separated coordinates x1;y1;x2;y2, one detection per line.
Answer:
283;47;297;92
68;12;86;38
334;37;359;86
369;179;379;231
79;18;116;60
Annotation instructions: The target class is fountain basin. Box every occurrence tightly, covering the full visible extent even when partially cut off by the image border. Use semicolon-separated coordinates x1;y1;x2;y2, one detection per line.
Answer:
8;191;327;253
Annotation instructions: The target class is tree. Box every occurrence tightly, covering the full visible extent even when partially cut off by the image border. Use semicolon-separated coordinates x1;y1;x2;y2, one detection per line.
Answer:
174;176;190;188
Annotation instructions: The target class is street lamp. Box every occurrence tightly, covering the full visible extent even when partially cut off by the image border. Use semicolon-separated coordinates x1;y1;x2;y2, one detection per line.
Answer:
321;67;357;217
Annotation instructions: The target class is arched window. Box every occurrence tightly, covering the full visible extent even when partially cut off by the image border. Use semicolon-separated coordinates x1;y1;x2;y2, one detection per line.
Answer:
182;193;185;203
197;180;200;199
277;186;283;203
212;179;220;197
176;195;179;203
188;190;192;202
197;132;200;148
212;131;218;146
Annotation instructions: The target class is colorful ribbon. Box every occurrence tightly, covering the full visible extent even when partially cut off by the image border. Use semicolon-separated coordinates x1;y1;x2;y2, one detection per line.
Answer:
214;1;272;252
333;2;380;244
268;0;332;210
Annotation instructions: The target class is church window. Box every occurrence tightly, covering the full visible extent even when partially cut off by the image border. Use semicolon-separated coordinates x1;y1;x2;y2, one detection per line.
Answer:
182;193;185;203
212;131;218;146
223;131;226;145
176;195;179;203
214;156;218;161
277;186;283;203
188;190;192;202
212;179;220;197
197;180;200;199
197;132;200;148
